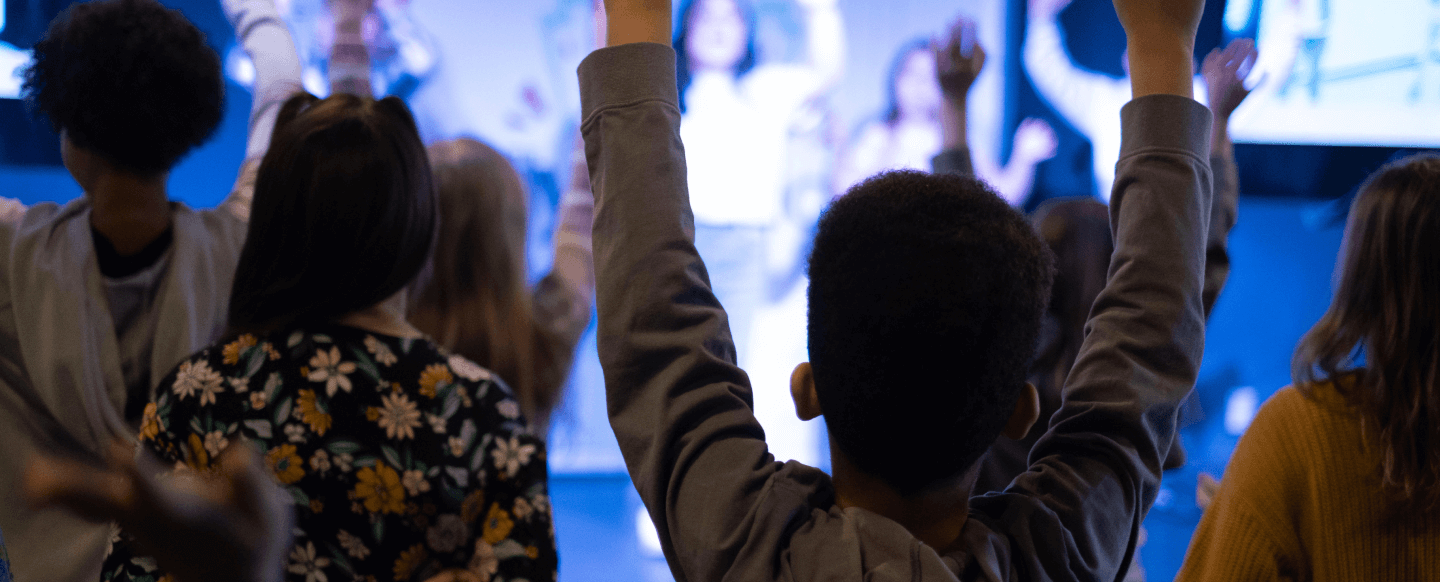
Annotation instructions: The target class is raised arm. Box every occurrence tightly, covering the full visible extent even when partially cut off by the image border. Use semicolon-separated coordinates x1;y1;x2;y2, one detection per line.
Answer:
219;0;303;219
795;0;845;99
584;3;799;581
931;18;981;177
328;0;374;98
979;0;1215;578
1200;38;1253;315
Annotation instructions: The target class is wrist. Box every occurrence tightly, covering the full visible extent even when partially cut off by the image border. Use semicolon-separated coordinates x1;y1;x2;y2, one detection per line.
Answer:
1126;42;1195;98
606;11;671;46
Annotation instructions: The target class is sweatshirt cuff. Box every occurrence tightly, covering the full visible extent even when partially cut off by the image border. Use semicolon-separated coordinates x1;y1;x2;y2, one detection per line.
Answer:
579;43;680;125
1119;94;1212;161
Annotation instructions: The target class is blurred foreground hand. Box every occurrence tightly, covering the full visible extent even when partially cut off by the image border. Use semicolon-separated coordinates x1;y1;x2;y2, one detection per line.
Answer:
24;441;293;582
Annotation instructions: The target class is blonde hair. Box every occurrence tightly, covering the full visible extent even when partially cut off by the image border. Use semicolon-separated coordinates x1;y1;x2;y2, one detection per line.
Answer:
410;138;570;430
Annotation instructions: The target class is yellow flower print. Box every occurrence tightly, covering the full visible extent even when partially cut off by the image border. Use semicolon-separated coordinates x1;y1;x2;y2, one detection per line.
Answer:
185;433;210;470
353;463;405;514
296;390;333;436
481;502;514;545
264;343;281;361
309;499;324;514
392;544;427;581
418;363;452;399
526;545;539;559
139;402;163;442
266;444;305;484
376;392;422;440
221;334;257;365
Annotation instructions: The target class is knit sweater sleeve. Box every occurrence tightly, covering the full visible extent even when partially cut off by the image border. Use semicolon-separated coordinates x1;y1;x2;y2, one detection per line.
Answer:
1176;388;1307;582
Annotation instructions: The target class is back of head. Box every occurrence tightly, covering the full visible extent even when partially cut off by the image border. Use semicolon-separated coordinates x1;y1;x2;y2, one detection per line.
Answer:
1294;153;1440;515
1030;198;1112;394
22;0;224;176
410;139;559;424
808;170;1053;496
229;94;435;334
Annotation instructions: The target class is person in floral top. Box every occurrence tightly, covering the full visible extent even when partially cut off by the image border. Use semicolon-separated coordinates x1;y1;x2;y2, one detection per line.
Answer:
103;38;555;582
105;326;555;582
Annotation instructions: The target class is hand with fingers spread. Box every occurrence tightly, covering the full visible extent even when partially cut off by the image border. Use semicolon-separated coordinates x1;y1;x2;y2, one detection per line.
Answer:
23;442;294;582
1203;38;1258;121
935;17;986;104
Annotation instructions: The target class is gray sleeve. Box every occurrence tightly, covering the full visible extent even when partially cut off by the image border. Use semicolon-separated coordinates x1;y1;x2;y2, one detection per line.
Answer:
578;43;799;582
979;95;1214;580
931;147;976;177
1203;149;1238;317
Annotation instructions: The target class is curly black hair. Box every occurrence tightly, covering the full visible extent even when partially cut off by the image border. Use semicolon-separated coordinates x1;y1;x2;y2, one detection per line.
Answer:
807;170;1053;496
22;0;224;176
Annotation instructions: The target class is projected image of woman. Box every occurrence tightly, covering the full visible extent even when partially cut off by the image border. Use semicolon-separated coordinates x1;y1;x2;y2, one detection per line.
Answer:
675;0;844;363
835;37;1057;207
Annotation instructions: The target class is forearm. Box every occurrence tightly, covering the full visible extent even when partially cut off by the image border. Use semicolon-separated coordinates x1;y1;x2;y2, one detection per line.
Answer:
1019;95;1213;574
939;98;968;153
329;9;372;96
1024;17;1107;131
549;172;596;309
1203;124;1239;316
802;0;845;93
226;0;303;161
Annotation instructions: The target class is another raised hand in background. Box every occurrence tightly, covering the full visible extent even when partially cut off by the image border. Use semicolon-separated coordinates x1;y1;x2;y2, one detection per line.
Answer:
23;443;292;582
328;0;374;96
1202;37;1258;151
1112;0;1205;98
935;17;985;151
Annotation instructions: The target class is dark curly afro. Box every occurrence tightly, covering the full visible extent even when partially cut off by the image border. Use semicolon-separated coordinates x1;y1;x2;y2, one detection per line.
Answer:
807;170;1053;496
22;0;224;176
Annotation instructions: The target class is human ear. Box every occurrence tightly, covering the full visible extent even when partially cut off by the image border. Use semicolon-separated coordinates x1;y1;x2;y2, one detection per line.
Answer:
1001;382;1040;440
790;362;822;421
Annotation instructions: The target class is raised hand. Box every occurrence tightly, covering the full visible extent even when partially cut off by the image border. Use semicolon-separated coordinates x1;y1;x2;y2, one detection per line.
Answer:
935;17;987;103
24;442;294;582
1012;117;1059;164
602;0;671;47
1112;0;1205;98
1203;38;1257;120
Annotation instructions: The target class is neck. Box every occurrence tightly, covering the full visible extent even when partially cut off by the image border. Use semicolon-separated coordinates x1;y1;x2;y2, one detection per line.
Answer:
829;439;974;551
335;291;426;339
88;172;172;256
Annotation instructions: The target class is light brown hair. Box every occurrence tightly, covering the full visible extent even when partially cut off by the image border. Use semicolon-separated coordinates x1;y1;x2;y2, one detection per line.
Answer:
1293;153;1440;515
409;138;570;430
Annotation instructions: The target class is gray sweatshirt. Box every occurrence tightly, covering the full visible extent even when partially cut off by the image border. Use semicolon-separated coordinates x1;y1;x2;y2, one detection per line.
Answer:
579;42;1213;582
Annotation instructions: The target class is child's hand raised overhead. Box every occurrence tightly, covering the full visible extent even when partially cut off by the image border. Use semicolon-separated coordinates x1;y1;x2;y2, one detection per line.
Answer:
1112;0;1205;98
934;17;986;104
602;0;671;47
1202;38;1257;121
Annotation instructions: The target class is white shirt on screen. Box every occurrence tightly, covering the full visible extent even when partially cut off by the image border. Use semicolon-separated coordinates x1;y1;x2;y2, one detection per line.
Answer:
681;65;818;226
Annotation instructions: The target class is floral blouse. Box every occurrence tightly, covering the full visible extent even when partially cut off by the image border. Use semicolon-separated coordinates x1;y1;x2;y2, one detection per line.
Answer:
103;325;556;582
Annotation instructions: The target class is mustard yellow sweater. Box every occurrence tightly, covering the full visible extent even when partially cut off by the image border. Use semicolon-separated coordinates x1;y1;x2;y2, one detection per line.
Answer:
1176;384;1439;581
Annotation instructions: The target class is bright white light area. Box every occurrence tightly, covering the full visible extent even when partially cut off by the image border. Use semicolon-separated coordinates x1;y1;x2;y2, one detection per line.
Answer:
0;43;30;100
635;507;664;558
1225;386;1261;436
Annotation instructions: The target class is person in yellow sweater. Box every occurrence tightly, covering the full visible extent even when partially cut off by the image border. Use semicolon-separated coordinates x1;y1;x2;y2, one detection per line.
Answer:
1176;154;1440;581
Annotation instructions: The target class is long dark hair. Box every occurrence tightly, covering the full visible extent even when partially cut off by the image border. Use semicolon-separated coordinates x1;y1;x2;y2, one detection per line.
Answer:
1293;153;1440;515
228;93;436;334
409;138;574;430
673;0;757;112
882;38;932;125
